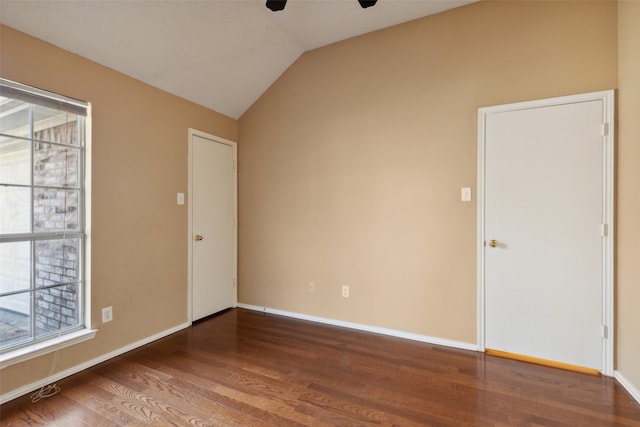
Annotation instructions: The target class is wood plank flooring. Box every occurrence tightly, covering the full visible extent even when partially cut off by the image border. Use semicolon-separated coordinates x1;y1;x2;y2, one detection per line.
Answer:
2;308;639;426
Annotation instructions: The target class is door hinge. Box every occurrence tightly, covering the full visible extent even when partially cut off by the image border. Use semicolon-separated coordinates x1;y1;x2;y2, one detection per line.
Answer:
601;324;608;339
233;278;237;288
232;159;236;170
601;123;609;137
601;224;608;237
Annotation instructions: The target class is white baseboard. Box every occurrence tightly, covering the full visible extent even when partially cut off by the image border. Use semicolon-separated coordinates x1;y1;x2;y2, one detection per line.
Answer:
0;321;191;405
615;370;640;406
237;303;478;352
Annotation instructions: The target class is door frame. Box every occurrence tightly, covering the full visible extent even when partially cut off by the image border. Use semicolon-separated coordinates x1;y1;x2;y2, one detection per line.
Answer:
476;90;615;375
187;128;238;323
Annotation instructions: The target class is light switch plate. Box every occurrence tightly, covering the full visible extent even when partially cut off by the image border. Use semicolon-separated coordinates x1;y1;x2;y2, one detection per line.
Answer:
461;187;472;202
177;193;185;205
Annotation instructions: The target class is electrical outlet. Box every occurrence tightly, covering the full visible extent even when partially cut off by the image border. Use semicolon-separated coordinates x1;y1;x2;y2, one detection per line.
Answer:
308;282;315;293
342;285;349;298
102;306;113;323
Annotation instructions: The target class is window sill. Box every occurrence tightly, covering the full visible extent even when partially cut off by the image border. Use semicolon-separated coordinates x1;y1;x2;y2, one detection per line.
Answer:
0;328;97;369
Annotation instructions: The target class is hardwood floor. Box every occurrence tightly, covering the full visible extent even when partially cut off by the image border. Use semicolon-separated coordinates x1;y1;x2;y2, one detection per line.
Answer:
2;308;639;426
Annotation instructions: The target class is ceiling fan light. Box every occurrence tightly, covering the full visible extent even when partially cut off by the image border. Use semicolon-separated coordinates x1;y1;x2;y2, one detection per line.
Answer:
266;0;287;12
358;0;378;8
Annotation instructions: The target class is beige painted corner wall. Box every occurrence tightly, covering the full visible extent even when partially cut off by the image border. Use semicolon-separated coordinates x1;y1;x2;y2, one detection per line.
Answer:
617;1;640;394
0;25;237;395
238;1;617;344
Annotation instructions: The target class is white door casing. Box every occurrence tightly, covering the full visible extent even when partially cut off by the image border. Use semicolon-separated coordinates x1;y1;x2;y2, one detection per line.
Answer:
188;129;237;321
477;91;614;375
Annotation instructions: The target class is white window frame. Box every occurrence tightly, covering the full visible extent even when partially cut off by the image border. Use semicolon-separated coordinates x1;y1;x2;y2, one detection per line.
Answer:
0;78;95;369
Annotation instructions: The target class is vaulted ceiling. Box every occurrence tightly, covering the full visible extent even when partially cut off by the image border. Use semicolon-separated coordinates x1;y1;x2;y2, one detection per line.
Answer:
0;0;475;119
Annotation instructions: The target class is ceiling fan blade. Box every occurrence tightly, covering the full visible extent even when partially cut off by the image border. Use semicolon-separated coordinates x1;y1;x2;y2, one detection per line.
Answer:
266;0;376;12
358;0;378;8
266;0;287;12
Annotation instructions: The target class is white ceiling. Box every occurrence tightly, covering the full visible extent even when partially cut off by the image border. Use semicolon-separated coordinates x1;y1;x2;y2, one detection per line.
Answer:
0;0;475;119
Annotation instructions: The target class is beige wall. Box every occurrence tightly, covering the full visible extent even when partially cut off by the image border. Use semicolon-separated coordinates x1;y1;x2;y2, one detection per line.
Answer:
617;1;640;393
0;25;237;395
238;1;618;344
2;0;637;402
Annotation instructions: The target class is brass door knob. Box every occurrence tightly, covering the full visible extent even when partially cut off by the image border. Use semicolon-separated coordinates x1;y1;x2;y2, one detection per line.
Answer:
488;239;498;248
194;234;203;241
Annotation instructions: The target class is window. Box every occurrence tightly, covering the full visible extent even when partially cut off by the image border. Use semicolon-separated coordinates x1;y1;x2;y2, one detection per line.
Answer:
0;79;89;354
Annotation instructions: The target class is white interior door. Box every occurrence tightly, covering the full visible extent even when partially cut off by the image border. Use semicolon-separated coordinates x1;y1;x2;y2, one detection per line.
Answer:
478;91;614;373
190;131;236;321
